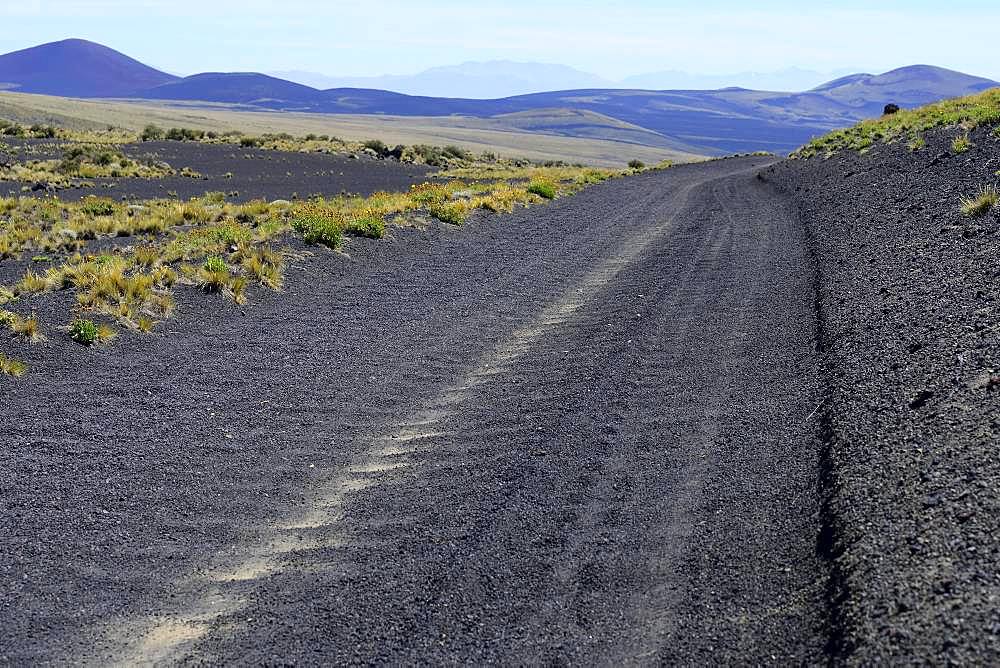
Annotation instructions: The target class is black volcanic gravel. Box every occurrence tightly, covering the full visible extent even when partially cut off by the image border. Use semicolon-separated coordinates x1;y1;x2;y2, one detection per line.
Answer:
0;157;830;663
765;126;1000;663
0;139;434;202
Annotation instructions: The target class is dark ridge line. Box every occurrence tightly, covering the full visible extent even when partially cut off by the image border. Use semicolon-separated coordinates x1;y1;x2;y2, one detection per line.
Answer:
758;166;850;663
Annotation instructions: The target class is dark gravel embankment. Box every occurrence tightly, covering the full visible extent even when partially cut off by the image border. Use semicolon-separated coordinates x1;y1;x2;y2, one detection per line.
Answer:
1;157;829;663
765;126;1000;663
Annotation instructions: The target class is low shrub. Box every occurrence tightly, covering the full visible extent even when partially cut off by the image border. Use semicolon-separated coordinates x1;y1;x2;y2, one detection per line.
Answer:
29;124;57;139
165;127;206;141
628;159;646;170
408;144;449;166
443;145;470;160
69;318;98;345
363;139;388;155
141;124;165;141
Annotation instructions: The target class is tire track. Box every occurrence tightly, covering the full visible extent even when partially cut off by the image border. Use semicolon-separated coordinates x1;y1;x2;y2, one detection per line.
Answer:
167;164;824;663
95;171;715;665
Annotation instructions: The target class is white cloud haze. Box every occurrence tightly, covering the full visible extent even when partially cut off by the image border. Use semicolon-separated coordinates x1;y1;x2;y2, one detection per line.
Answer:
1;1;998;80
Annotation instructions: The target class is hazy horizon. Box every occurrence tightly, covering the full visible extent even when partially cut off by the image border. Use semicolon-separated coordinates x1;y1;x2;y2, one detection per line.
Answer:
2;1;999;84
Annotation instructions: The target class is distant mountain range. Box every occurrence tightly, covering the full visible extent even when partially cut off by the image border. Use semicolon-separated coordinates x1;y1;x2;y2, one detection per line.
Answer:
270;62;614;99
270;64;861;99
0;39;997;155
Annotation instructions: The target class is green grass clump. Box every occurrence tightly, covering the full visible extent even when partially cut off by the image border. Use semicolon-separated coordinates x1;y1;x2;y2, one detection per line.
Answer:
346;212;386;239
795;88;1000;158
203;256;228;273
197;257;230;294
69;318;99;345
428;200;471;225
960;185;999;218
527;178;557;199
291;206;343;249
0;353;26;377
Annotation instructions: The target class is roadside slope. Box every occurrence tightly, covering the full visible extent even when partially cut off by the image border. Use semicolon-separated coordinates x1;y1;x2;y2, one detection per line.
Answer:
1;157;827;663
765;125;1000;663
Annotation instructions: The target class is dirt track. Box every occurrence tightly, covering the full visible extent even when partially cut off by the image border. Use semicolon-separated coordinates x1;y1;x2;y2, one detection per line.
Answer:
0;157;829;663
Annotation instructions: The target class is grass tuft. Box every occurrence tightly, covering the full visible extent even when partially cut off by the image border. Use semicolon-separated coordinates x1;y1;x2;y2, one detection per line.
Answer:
0;309;42;341
960;185;999;218
951;135;974;154
0;353;26;377
239;246;285;290
96;323;118;342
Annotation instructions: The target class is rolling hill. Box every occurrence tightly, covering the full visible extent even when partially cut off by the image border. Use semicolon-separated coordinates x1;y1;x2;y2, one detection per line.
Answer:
0;39;177;98
810;64;997;114
129;64;1000;154
0;39;997;155
134;72;323;106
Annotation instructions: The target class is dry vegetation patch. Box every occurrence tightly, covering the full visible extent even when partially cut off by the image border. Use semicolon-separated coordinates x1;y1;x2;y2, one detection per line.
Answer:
794;88;1000;158
0;143;175;187
0;144;646;377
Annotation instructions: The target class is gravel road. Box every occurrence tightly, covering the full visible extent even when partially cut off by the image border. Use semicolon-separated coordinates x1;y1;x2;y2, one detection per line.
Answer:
1;157;829;664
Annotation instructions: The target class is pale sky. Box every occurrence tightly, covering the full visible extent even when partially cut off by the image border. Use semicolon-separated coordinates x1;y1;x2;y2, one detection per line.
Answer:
1;0;999;80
